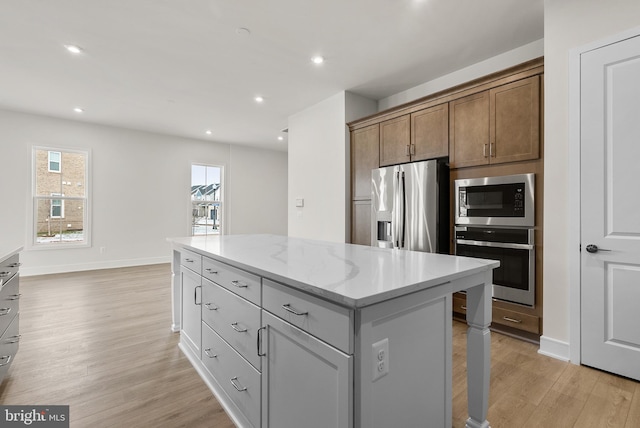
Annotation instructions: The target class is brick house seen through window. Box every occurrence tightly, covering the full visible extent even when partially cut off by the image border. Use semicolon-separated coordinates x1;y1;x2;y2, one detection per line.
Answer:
33;147;89;245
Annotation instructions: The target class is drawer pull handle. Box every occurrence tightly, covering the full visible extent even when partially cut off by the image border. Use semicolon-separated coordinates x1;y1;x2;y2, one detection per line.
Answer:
204;348;217;358
0;308;11;316
0;272;9;278
231;322;248;333
8;263;21;268
8;294;21;301
257;326;266;357
282;303;308;316
204;302;218;311
7;335;21;344
230;377;247;392
460;305;467;310
0;355;11;367
231;280;248;288
502;316;522;324
205;268;218;274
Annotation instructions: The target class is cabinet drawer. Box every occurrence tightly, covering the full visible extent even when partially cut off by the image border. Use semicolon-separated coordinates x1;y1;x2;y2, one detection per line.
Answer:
202;323;261;428
202;257;261;305
263;279;353;354
492;306;540;334
180;249;202;275
0;313;19;382
0;254;20;287
202;278;261;369
0;275;20;337
452;294;467;316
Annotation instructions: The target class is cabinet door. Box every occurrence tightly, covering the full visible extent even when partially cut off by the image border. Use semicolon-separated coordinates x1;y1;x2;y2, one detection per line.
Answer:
181;268;202;356
261;311;352;428
351;124;379;201
449;91;490;168
411;103;449;161
490;75;540;164
351;200;371;246
379;115;410;167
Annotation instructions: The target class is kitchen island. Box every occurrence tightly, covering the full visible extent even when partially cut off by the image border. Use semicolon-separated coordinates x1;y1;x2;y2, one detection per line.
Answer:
169;234;497;428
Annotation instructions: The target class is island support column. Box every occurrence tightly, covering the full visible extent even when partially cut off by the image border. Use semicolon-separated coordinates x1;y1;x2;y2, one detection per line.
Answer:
464;270;492;428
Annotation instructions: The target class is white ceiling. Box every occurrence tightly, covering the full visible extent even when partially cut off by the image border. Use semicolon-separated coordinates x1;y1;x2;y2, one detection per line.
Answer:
0;0;543;151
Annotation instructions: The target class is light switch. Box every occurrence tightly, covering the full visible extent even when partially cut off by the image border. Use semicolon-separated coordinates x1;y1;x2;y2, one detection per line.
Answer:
295;198;304;207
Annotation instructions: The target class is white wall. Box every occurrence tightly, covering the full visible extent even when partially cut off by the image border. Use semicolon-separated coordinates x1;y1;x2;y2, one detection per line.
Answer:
287;91;376;242
378;40;544;111
0;108;287;276
228;144;287;235
541;0;640;353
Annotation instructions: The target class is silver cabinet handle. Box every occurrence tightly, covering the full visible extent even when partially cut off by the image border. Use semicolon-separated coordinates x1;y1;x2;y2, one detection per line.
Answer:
257;326;266;357
6;335;20;344
0;308;11;316
204;268;218;274
231;280;248;288
184;258;194;263
8;263;21;268
194;286;202;306
0;272;10;278
502;316;522;324
460;305;467;311
231;322;248;333
0;355;11;367
204;302;218;311
8;294;21;301
282;303;308;316
203;348;217;358
230;377;247;392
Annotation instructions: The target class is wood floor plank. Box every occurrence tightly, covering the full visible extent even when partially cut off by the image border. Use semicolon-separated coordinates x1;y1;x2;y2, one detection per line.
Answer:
1;265;638;427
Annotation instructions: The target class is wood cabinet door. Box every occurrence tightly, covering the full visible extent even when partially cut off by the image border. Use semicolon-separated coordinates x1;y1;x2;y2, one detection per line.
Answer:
261;311;352;428
351;124;379;201
449;91;490;168
490;76;540;164
411;103;449;161
379;115;410;167
351;200;371;246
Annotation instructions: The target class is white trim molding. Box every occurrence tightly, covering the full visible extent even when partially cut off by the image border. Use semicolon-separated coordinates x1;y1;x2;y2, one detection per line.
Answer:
20;256;170;277
538;335;570;362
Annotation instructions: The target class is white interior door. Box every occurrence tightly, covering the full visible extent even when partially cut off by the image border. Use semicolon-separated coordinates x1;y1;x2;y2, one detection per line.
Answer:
580;34;640;381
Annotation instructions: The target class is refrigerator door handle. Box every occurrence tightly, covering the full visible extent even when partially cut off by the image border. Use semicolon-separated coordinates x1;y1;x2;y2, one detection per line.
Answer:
399;170;405;248
392;170;399;248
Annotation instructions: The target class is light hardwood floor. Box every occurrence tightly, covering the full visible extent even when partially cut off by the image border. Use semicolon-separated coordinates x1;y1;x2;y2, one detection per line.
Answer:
1;264;638;427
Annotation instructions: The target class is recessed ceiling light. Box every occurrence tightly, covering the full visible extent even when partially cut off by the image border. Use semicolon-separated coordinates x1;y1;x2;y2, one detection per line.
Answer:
64;45;83;55
254;96;264;103
73;107;84;113
236;27;251;36
205;130;212;135
311;56;324;65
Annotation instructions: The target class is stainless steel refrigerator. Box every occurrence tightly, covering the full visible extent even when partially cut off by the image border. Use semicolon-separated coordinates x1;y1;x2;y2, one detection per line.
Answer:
371;159;449;253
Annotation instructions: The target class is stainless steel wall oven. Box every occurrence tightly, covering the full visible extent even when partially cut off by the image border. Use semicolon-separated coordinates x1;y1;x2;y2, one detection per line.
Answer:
454;173;536;307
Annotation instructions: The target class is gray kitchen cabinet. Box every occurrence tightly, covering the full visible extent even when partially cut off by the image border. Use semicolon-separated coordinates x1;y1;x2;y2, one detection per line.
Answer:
180;259;202;357
0;251;20;384
260;310;352;428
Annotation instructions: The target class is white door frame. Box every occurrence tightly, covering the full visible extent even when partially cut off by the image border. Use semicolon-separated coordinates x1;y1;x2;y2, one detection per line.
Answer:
568;25;640;365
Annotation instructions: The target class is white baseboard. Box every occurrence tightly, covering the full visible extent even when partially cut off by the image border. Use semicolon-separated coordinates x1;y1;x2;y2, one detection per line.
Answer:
538;335;570;362
20;256;170;277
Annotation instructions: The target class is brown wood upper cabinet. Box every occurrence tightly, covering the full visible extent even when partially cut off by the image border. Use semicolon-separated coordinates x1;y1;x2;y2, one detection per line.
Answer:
449;76;540;168
351;123;380;201
379;103;449;167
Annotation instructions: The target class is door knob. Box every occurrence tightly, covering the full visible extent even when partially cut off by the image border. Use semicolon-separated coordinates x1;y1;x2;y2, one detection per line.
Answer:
586;244;611;253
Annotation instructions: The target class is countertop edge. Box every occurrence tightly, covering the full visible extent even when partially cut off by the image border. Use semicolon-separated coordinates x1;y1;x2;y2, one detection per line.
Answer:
1;246;23;262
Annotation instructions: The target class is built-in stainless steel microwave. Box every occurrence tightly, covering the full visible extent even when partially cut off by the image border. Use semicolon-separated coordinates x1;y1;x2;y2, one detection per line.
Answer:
454;173;535;227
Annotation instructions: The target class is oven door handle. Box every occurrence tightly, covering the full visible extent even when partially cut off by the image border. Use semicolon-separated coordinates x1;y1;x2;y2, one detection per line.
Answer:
456;239;534;251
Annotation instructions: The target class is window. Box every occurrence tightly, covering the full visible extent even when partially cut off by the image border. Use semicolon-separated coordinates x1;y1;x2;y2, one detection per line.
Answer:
191;164;223;236
33;147;90;246
48;151;61;172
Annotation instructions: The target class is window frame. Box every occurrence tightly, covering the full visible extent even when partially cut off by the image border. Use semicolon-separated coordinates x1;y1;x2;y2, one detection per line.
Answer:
32;146;91;249
190;163;225;237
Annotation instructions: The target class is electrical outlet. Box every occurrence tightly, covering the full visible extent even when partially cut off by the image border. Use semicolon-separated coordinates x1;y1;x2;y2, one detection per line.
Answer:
372;338;389;381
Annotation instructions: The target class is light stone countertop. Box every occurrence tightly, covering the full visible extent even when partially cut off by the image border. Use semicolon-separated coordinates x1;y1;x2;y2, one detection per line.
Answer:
169;234;499;308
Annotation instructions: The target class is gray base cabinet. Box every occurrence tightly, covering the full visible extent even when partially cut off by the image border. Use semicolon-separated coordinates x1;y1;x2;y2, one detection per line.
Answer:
0;251;21;384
